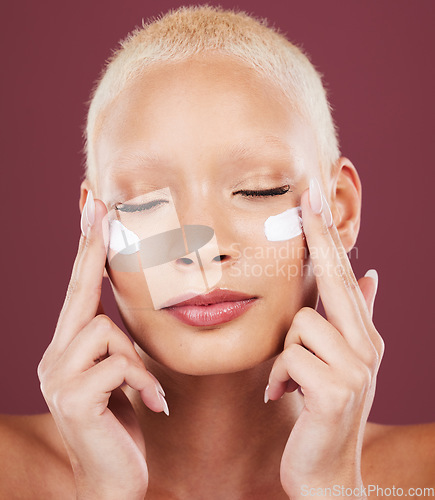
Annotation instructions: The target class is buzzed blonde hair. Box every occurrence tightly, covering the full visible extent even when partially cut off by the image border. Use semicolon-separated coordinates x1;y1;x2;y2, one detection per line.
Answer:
84;4;340;187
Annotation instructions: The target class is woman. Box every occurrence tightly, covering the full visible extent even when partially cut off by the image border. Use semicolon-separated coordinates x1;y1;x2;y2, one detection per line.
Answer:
1;5;434;499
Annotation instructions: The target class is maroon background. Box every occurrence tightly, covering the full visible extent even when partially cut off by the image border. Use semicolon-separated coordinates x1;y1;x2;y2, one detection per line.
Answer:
1;1;434;424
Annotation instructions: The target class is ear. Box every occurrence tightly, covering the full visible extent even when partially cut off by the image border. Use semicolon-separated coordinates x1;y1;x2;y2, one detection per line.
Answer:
329;157;362;253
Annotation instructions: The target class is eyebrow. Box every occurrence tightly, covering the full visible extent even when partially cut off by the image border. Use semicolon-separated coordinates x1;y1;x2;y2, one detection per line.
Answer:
108;135;298;174
219;135;297;163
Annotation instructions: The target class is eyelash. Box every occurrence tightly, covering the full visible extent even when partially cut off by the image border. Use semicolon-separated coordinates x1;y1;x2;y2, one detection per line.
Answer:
115;184;292;212
115;199;168;213
233;185;292;197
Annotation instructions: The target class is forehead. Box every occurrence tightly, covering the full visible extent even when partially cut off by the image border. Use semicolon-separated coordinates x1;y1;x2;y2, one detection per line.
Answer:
95;54;318;182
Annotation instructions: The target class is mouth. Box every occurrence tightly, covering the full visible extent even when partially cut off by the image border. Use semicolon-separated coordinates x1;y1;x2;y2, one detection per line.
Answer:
162;288;259;327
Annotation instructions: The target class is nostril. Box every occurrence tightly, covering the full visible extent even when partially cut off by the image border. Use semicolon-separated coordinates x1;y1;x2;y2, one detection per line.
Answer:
213;254;229;263
177;257;194;265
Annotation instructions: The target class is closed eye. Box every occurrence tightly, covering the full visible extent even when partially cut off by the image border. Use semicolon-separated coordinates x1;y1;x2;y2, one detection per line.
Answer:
115;199;169;213
233;185;291;197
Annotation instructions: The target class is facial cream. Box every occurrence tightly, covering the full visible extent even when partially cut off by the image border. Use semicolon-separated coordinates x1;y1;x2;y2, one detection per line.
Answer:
109;219;140;255
264;206;303;242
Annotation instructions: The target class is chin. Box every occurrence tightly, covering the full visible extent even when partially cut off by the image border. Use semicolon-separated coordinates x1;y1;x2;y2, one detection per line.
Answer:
130;318;285;376
142;350;273;376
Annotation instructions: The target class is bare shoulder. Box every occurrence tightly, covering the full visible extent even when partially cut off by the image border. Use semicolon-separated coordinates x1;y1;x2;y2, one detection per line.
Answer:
363;421;435;490
0;413;74;499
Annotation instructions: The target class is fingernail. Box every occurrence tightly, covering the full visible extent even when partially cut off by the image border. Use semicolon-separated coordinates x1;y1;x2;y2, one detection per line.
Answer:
156;382;165;397
80;191;95;237
159;393;170;416
309;178;323;214
85;190;95;227
80;206;87;237
364;269;379;294
323;194;333;228
80;193;89;237
264;384;270;404
148;371;166;397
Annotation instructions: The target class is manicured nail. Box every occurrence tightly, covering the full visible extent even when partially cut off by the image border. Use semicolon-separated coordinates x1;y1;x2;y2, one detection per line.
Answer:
80;193;89;237
80;191;95;237
148;371;166;397
364;269;379;294
309;178;323;214
85;190;95;227
323;194;333;228
156;382;165;397
80;206;87;237
159;393;170;416
264;384;270;404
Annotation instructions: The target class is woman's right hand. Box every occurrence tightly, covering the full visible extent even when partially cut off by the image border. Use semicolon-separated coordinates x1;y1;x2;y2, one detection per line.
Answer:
37;191;168;499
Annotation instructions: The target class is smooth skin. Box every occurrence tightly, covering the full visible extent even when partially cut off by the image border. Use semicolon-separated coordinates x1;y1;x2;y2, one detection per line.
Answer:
1;54;434;499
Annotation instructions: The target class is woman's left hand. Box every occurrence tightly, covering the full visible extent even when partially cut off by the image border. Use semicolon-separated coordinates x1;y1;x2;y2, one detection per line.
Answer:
266;181;385;499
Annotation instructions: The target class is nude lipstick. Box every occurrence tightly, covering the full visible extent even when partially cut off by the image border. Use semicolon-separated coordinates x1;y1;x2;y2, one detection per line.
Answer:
163;289;258;327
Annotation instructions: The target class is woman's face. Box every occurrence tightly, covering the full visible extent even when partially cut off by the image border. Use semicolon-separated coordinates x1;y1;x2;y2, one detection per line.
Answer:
94;54;322;375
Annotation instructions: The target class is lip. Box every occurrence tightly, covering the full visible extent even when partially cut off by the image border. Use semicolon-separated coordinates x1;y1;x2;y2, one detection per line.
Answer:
163;289;258;327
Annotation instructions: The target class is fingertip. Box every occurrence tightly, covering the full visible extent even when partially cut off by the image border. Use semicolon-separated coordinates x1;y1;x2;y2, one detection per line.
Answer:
300;188;311;214
94;198;109;223
364;269;379;295
140;386;170;416
364;268;378;281
90;200;110;252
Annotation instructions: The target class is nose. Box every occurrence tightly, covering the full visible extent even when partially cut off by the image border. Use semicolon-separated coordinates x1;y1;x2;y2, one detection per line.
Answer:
173;223;234;270
175;196;240;271
175;252;232;267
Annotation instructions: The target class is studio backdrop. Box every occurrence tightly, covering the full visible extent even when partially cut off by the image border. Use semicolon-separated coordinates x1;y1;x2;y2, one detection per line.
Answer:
1;0;434;424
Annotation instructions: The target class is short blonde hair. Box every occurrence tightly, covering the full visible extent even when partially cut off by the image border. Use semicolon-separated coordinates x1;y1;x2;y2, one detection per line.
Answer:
84;4;340;187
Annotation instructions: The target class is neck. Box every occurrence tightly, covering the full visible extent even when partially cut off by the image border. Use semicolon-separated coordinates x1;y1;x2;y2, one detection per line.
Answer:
124;347;304;497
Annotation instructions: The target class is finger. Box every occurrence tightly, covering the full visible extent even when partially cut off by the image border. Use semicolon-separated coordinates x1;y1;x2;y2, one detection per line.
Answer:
357;270;379;320
107;387;147;454
266;343;328;401
327;221;377;326
325;217;383;355
53;198;109;351
81;353;168;415
284;307;354;368
147;371;166;397
300;183;373;353
57;315;141;374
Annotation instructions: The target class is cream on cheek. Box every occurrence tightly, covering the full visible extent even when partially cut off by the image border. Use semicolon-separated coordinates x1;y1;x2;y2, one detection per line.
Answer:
109;219;140;254
264;206;303;242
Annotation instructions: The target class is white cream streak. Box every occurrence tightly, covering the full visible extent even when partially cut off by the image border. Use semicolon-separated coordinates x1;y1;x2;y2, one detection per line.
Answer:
264;206;303;242
109;219;140;254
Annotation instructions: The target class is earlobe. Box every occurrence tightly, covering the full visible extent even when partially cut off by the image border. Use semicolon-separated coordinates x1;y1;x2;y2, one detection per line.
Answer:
330;157;362;253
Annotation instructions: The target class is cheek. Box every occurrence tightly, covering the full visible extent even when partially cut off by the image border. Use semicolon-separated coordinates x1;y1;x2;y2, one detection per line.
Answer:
228;206;307;283
107;263;154;313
